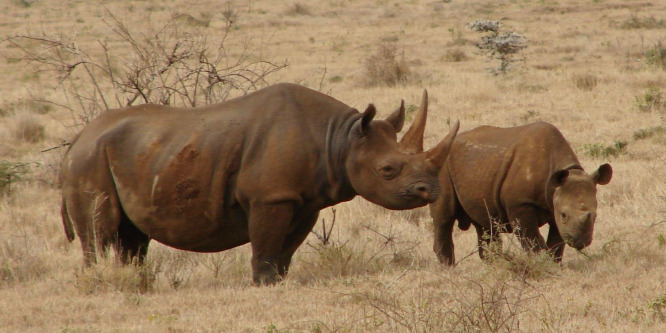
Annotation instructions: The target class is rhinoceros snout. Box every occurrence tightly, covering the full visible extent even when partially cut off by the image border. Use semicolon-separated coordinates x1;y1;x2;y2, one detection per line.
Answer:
407;182;440;202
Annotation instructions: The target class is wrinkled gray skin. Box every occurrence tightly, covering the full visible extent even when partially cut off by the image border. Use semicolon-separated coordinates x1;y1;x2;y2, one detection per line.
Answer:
60;83;459;284
429;122;612;265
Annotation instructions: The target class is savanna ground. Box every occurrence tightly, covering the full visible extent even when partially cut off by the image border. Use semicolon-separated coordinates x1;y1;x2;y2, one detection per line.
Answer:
1;0;665;331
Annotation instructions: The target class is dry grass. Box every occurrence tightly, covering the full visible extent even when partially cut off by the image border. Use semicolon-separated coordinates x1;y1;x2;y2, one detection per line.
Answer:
0;0;665;332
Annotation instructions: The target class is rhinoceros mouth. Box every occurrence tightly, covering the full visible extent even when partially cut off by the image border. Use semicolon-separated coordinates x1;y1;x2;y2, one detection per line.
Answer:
397;182;440;203
563;234;592;250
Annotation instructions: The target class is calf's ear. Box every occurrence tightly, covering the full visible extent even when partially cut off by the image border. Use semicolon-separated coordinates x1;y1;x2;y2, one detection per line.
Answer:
592;163;612;185
547;169;570;189
385;100;405;132
350;104;377;138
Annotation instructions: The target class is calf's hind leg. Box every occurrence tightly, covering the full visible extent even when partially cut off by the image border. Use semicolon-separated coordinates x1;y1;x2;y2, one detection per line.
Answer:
474;223;502;260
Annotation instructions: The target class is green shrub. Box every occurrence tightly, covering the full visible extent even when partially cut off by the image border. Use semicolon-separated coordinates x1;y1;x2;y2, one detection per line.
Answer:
620;16;666;30
0;161;31;195
635;87;665;112
646;43;666;70
582;140;628;158
633;126;666;140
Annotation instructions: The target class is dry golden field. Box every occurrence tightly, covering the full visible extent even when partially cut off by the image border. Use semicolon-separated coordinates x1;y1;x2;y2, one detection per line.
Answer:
1;0;665;331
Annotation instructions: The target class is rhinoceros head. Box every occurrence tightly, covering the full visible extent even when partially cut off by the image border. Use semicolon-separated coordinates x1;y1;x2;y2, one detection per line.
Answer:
548;164;613;250
345;90;459;210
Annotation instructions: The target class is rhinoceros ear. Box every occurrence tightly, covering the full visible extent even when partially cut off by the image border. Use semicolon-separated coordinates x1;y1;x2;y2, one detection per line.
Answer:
351;104;377;138
547;169;570;189
385;100;405;132
400;89;428;153
592;163;612;185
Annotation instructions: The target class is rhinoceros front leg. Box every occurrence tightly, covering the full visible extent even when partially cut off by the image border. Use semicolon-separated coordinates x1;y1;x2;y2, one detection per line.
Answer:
248;201;294;285
509;206;547;253
431;211;456;265
277;212;320;276
546;222;565;263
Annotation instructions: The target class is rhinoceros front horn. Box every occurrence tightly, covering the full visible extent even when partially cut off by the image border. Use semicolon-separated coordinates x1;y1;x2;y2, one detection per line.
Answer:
400;89;429;153
425;120;460;169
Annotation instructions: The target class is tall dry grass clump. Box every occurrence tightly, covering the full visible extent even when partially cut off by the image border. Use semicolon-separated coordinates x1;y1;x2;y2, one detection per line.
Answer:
573;72;600;91
363;43;413;87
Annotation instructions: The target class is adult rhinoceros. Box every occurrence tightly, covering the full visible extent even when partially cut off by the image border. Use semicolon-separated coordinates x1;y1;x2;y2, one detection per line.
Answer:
60;83;459;284
429;121;612;265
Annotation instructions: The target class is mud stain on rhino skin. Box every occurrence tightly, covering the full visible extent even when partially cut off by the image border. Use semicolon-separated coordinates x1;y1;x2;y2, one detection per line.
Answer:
461;140;508;153
176;178;200;200
176;144;200;164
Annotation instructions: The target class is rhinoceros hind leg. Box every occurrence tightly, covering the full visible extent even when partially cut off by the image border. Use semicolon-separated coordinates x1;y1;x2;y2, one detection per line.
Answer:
113;213;150;265
277;212;319;277
474;223;502;261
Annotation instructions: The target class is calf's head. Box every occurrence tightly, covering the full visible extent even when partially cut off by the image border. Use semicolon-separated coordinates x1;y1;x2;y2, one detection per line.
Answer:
547;164;613;250
346;90;459;210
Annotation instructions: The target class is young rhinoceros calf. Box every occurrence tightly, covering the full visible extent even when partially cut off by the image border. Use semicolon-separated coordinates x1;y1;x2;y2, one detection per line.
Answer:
60;83;459;284
429;121;612;265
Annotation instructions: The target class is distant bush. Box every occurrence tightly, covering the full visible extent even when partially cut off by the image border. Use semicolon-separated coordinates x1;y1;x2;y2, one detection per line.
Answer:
442;49;468;62
620;16;666;29
363;43;413;87
286;3;312;16
582;140;628;158
634;126;666;140
573;72;599;91
12;113;44;143
646;42;666;70
469;20;527;75
0;239;49;285
0;161;31;196
635;87;665;113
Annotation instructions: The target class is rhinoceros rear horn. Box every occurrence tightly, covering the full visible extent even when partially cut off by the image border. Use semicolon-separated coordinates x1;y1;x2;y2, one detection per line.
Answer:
425;120;460;169
400;89;428;153
385;100;406;132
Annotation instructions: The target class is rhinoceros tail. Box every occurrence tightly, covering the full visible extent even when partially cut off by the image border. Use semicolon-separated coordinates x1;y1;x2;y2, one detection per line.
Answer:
61;199;76;242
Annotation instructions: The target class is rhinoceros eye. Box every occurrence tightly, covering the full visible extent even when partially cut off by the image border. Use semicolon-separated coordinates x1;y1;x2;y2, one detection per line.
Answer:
561;212;567;220
378;165;397;179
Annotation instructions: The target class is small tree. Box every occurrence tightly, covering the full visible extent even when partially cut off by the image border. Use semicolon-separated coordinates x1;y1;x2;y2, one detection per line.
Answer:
2;8;287;128
469;20;527;75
